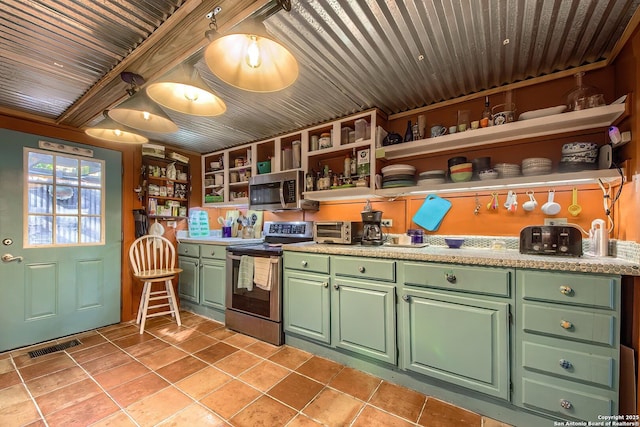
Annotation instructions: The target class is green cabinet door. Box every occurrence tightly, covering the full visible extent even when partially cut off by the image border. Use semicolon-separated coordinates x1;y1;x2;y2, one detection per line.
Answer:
201;259;225;310
283;271;331;344
178;256;199;303
402;288;510;400
332;278;397;364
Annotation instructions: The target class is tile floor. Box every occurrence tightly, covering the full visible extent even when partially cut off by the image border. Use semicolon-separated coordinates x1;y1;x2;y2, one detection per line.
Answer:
0;311;511;427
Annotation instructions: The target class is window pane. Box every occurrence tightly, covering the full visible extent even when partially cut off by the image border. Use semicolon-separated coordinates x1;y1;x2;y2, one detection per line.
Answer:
81;217;101;243
56;216;78;244
28;215;52;245
28;152;53;183
81;160;102;188
28;184;54;214
55;186;78;214
56;157;78;186
80;188;101;214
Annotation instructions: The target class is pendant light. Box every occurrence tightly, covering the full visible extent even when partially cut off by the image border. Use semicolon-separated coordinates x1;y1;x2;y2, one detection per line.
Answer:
204;14;298;93
146;64;227;116
85;111;148;144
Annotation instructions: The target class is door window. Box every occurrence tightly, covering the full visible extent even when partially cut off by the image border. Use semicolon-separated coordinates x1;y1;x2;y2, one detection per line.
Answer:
25;149;105;246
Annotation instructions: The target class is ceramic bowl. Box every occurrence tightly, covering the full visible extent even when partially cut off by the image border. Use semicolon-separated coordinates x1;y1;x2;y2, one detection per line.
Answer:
450;171;472;182
478;169;499;180
449;162;473;173
445;237;465;248
562;142;598;154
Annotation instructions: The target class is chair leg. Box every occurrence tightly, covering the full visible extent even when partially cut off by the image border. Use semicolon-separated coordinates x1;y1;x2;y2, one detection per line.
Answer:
136;281;149;326
165;279;182;327
138;281;152;334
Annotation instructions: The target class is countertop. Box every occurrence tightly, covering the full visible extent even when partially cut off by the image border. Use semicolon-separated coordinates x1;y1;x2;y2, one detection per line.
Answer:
283;242;640;276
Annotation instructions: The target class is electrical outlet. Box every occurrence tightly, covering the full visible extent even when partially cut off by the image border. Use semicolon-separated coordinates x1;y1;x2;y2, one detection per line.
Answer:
381;219;393;227
544;218;567;225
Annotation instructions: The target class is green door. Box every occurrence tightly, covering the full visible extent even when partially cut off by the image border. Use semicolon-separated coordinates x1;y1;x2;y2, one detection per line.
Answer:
283;271;331;344
201;259;225;310
178;256;199;303
0;130;122;351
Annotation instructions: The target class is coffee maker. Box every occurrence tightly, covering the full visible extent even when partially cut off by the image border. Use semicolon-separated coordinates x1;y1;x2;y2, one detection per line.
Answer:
361;200;384;246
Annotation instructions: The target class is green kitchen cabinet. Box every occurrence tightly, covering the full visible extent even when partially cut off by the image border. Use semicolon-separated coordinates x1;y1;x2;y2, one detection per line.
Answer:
201;259;226;310
178;255;199;303
283;270;331;344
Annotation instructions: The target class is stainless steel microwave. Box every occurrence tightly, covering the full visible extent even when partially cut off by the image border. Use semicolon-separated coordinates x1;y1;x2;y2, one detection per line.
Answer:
248;170;319;211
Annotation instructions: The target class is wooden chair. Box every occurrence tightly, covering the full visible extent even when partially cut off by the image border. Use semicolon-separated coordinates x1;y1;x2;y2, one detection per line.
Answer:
129;235;182;334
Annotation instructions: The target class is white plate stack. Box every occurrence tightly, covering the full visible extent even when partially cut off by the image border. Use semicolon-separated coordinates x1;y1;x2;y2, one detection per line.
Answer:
494;163;521;178
418;170;446;185
521;157;553;176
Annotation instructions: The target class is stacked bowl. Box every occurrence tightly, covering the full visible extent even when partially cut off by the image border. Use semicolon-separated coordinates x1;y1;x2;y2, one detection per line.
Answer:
380;164;416;188
449;162;473;182
494;163;521;178
521;157;553;176
560;142;599;172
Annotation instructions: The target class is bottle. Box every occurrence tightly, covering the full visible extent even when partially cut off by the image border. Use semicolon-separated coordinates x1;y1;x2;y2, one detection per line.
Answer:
404;120;413;142
350;148;357;176
344;151;351;179
306;172;314;192
481;96;492;127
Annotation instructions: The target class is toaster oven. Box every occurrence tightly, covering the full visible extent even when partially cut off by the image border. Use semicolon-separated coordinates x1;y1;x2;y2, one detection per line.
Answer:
314;221;363;244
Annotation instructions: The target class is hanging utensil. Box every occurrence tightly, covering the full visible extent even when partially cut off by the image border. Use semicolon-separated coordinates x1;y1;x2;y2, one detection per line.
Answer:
541;189;561;215
568;187;582;216
522;191;538;212
474;193;481;215
487;192;499;210
148;218;165;236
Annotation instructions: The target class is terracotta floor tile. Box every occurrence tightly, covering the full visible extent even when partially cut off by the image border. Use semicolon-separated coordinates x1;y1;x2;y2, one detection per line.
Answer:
71;342;120;364
328;367;382;401
141;316;173;330
25;366;88;397
35;377;102;415
156;403;226;426
108;372;169;408
267;372;323;410
100;324;140;341
287;414;325;426
239;360;290;392
223;333;258;348
66;332;107;352
12;344;64;367
152;325;203;345
126;338;171;358
268;346;312;369
200;379;261;419
0;370;20;390
156;355;207;383
0;399;41;427
207;328;236;340
125;386;192;427
230;395;297;427
44;392;119;427
303;388;363;427
353;405;415;427
177;314;206;327
296;356;343;384
92;361;149;390
418;397;481;427
111;332;155;349
0;359;13;374
137;346;188;370
214;350;262;376
482;417;513;427
369;381;426;423
175;334;217;354
18;354;76;381
194;342;239;364
23;419;46;427
97;322;129;334
0;383;31;410
174;367;231;400
245;340;281;358
90;411;137;426
80;350;132;376
190;320;225;334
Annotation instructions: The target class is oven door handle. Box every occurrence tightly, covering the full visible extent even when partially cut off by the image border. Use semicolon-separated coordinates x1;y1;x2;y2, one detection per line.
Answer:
228;254;279;263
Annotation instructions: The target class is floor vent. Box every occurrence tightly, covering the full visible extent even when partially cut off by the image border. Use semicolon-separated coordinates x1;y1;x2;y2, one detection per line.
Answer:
28;339;81;358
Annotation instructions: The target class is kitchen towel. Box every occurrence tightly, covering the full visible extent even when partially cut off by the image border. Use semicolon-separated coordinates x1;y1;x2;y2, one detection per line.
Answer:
253;257;274;291
412;194;452;231
238;255;254;291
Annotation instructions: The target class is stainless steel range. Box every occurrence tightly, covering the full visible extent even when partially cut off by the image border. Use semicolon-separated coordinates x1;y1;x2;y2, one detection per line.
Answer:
225;221;314;345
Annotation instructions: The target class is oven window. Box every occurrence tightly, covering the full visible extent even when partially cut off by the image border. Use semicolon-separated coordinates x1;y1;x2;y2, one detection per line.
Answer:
229;256;275;318
317;224;343;238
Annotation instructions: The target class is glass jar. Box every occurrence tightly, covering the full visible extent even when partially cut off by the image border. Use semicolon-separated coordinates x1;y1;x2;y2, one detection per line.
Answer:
407;229;424;244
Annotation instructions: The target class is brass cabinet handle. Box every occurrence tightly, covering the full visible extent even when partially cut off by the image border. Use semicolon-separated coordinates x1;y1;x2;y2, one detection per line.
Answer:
559;359;573;369
559;285;573;296
402;295;410;302
210;250;215;256
301;260;308;267
323;282;329;288
334;284;340;290
560;320;573;330
445;273;456;283
358;266;365;273
560;399;572;409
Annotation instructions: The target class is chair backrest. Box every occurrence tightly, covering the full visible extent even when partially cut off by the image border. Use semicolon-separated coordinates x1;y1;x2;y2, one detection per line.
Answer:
129;235;177;274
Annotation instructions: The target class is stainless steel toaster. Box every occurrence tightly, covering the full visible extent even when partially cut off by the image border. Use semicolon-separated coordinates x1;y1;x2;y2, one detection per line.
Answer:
519;225;583;257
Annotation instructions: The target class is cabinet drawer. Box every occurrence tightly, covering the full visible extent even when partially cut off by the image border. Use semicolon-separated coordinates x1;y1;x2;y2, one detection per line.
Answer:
522;304;615;346
520;271;617;309
404;262;511;297
178;243;200;257
522;341;615;388
333;256;395;282
522;377;614;420
200;244;226;260
284;252;330;274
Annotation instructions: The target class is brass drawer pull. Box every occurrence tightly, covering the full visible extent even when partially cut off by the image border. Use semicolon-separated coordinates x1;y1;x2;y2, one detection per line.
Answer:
560;320;573;330
560;399;572;409
358;266;365;273
402;295;410;302
323;282;328;288
445;273;456;283
333;284;340;290
559;285;574;296
559;359;573;369
301;260;308;267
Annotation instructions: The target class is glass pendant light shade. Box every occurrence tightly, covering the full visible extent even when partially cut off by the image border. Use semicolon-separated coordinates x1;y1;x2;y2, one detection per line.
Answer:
204;20;298;92
146;64;227;116
108;91;179;133
85;112;148;143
